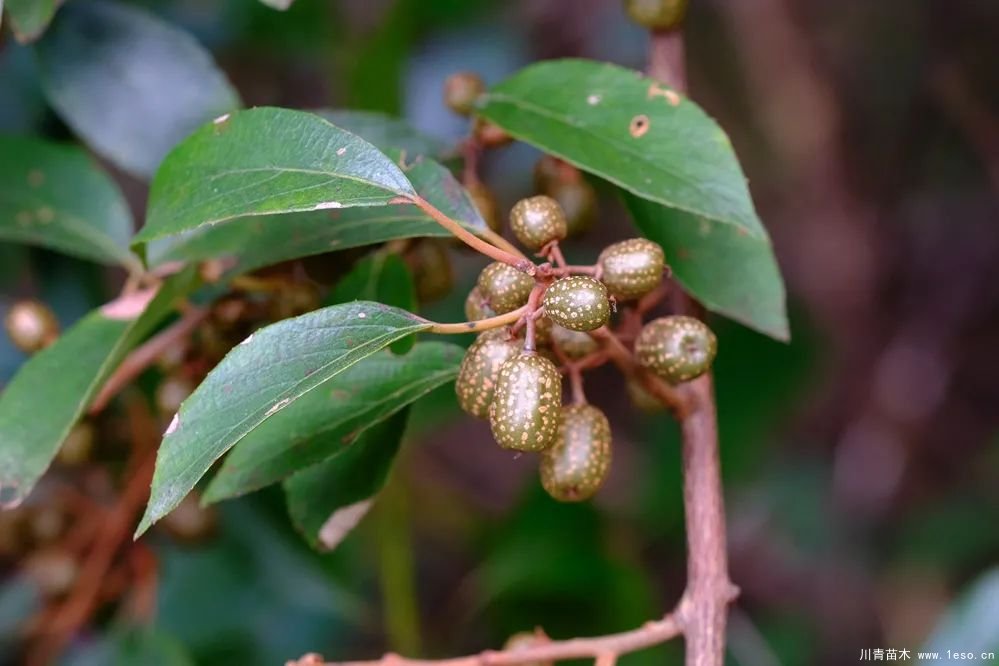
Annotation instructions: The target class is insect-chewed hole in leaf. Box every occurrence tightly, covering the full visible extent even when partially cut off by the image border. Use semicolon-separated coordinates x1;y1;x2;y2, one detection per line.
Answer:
630;114;650;138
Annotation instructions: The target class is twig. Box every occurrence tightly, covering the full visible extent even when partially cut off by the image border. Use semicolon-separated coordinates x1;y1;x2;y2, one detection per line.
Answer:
89;306;209;414
427;306;527;335
316;613;682;666
523;285;546;352
588;327;687;417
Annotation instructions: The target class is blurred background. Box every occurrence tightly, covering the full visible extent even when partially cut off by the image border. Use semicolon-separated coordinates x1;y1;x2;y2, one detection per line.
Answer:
1;0;998;664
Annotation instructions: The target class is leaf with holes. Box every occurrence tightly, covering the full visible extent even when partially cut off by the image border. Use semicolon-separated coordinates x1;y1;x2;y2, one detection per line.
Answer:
203;342;461;503
477;58;788;340
5;0;57;43
284;409;409;551
135;302;432;537
144;150;481;273
0;269;200;506
34;0;240;178
0;135;137;268
133;108;417;253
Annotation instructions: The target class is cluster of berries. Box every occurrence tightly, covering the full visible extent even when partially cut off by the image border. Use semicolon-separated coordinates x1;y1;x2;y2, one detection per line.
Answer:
453;193;716;503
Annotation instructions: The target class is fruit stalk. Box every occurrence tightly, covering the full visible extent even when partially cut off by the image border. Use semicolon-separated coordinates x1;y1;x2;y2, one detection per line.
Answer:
426;305;527;335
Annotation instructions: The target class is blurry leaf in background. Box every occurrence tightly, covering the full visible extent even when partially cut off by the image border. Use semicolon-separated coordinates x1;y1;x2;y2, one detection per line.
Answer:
0;268;200;507
4;0;57;44
316;109;452;160
204;342;462;504
922;568;999;664
34;0;240;179
285;409;409;551
0;135;137;268
133;108;416;252
156;500;368;665
137;302;433;536
145;145;482;274
477;58;788;340
327;252;417;353
258;0;294;10
0;45;47;133
63;624;194;666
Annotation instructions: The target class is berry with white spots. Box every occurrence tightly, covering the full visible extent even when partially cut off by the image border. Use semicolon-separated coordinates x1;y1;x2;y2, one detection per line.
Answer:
635;316;717;384
489;353;562;452
597;238;665;300
541;404;612;502
626;378;664;413
455;329;520;419
464;286;496;321
509;195;567;250
477;262;533;314
551;324;598;360
542;276;610;332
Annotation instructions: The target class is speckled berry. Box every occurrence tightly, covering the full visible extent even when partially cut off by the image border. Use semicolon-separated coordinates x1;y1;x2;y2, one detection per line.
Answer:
542;276;610;332
467;181;502;234
533;314;553;346
551;324;598;360
455;329;521;419
509;195;567;250
464;286;496;321
541;404;612;502
624;0;688;30
626;378;664;413
503;632;552;666
635;316;717;384
489;353;562;452
598;238;665;300
443;71;485;116
4;299;58;353
477;262;533;314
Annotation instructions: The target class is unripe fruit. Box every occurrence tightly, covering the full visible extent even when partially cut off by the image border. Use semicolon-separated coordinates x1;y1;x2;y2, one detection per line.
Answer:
464;286;496;321
161;493;218;544
626;378;664;413
466;181;502;234
412;239;454;303
156;376;194;416
541;404;612;502
477;262;533;314
635;316;717;384
551;324;598;360
4;299;58;353
503;632;552;666
443;71;485;116
549;180;596;237
542;276;610;332
489;353;562;452
624;0;688;30
455;329;521;419
509;195;567;250
597;238;665;300
57;422;95;466
533;314;553;346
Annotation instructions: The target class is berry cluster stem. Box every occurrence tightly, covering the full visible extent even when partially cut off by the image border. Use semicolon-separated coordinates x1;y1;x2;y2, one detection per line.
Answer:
426;306;527;335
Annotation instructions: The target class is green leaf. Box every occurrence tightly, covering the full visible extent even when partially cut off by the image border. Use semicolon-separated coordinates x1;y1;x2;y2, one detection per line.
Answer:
136;302;432;537
133;108;416;251
328;252;417;354
0;135;137;268
284;409;408;551
477;58;788;340
144;150;481;273
203;341;461;504
315;109;451;159
4;0;56;43
624;194;788;340
34;0;240;179
922;568;999;660
0;269;200;506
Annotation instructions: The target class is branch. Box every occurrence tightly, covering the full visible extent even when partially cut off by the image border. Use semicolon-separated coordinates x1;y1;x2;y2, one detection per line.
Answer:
426;306;527;335
311;614;682;666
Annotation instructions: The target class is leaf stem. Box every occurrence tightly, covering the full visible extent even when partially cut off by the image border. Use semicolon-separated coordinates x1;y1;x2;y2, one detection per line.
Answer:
426;306;527;335
403;195;533;274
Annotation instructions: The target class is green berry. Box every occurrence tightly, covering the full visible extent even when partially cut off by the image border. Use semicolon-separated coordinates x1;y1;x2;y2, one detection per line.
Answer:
533;157;596;237
551;324;598;360
467;181;502;234
624;0;688;30
635;316;717;384
57;422;95;466
542;276;610;332
503;632;552;666
533;314;553;346
541;404;612;502
4;299;58;353
455;329;521;419
162;493;218;544
509;195;567;250
626;378;664;413
443;71;485;116
598;238;665;300
489;353;562;452
412;239;454;303
464;286;496;321
477;262;534;314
